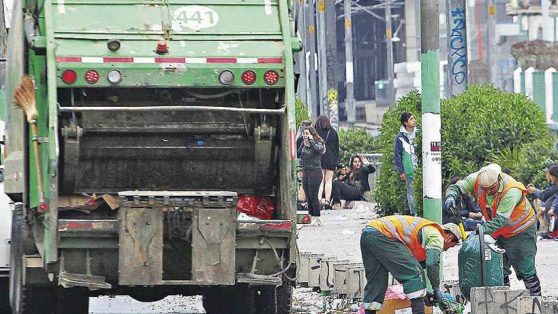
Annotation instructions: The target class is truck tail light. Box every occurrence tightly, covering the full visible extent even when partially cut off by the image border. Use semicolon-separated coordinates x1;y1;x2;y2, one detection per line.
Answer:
85;70;100;84
241;70;256;85
219;70;234;85
107;70;122;84
61;70;77;84
38;202;49;212
263;70;279;85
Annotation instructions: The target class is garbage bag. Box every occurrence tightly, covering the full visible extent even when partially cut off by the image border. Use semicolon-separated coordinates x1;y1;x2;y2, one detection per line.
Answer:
236;195;274;220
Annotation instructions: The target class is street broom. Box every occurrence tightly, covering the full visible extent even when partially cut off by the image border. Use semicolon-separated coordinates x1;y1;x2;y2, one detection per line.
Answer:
13;75;46;209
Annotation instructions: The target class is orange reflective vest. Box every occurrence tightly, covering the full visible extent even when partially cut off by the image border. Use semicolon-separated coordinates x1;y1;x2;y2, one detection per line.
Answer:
473;173;536;239
367;215;444;262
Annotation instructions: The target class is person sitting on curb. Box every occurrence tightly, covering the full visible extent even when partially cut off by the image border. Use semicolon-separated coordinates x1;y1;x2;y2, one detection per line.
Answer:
527;163;558;235
331;155;375;210
360;215;462;314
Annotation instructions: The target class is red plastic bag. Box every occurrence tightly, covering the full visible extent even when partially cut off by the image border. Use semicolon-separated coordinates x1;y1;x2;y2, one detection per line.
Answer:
237;195;274;220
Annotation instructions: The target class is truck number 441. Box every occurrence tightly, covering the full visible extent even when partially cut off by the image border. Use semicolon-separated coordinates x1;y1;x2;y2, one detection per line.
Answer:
173;6;219;30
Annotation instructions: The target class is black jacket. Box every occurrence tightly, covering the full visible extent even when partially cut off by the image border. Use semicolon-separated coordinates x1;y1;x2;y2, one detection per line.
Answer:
297;139;324;169
349;164;376;192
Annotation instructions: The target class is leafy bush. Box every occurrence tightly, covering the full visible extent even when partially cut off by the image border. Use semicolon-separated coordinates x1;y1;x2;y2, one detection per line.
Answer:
375;86;555;215
295;99;310;128
338;128;380;165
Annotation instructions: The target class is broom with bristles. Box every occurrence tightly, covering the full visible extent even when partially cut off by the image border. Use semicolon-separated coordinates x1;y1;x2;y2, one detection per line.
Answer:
13;75;45;207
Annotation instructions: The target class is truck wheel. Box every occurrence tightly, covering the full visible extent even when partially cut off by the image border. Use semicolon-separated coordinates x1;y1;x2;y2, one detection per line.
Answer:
202;284;255;314
9;209;55;314
254;283;292;314
0;277;10;313
254;285;276;313
276;283;293;314
56;287;89;314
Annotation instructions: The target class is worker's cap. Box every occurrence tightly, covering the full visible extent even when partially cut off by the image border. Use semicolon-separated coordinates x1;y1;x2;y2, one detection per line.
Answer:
442;223;462;242
477;163;502;188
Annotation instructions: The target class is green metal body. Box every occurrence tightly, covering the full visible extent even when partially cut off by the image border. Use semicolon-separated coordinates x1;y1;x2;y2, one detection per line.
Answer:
2;0;298;299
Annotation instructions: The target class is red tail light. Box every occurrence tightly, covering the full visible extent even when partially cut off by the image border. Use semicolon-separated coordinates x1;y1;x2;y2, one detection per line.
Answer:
263;70;279;85
241;70;256;85
38;203;49;212
85;70;100;84
61;70;77;84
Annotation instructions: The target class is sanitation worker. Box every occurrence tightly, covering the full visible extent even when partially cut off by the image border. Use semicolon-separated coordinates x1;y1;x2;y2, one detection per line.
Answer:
360;215;462;314
444;163;540;296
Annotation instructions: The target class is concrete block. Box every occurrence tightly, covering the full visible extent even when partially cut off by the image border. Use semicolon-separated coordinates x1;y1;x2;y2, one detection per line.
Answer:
319;257;337;292
346;263;365;300
541;300;558;314
470;286;529;314
518;296;544;314
307;254;324;288
331;260;351;297
297;252;311;286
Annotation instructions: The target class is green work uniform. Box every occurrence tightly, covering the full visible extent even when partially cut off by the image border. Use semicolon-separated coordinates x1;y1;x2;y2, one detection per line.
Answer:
360;225;443;311
446;172;537;280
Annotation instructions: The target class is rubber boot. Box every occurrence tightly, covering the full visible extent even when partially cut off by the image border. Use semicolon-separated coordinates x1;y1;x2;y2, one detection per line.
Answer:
524;274;542;296
503;275;510;287
410;297;425;314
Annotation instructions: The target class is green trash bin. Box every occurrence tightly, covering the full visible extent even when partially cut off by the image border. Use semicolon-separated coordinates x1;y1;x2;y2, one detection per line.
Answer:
458;226;505;300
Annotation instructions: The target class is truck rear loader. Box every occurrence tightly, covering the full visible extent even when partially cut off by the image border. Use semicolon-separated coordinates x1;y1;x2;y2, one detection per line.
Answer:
0;0;300;313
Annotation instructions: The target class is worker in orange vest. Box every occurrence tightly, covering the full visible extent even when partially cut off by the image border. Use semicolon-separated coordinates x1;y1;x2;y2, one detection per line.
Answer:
444;163;540;296
360;215;462;314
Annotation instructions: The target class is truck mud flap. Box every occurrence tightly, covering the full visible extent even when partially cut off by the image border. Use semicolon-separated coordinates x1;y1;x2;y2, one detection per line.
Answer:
118;208;164;285
192;207;236;284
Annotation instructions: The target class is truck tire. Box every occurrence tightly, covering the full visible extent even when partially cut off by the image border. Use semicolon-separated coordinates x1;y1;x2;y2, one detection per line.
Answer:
56;287;89;314
0;277;10;313
202;284;255;314
254;283;293;314
9;210;55;314
276;283;293;314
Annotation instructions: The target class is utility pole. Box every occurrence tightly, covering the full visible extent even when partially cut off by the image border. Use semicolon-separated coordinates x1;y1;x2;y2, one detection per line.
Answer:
307;0;319;117
325;0;339;128
486;0;496;84
316;0;328;116
385;1;395;103
446;0;468;97
296;0;308;107
421;1;442;223
344;0;355;127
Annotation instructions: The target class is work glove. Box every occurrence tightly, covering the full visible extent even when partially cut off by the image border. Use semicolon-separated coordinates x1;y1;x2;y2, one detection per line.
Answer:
425;289;443;306
444;197;456;209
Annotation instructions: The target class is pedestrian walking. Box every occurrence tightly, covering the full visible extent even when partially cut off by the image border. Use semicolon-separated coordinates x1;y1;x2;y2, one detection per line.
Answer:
360;215;462;314
444;163;541;296
314;115;339;207
394;112;418;215
297;126;325;226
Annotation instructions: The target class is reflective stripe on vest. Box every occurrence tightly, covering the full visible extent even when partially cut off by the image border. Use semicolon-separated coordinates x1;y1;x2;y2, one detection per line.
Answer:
367;216;444;261
473;174;535;238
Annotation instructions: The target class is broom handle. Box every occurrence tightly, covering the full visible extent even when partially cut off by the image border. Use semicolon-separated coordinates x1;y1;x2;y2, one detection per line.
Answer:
31;123;45;203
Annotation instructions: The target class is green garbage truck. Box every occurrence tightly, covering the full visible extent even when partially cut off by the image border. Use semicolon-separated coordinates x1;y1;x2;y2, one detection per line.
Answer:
0;0;300;313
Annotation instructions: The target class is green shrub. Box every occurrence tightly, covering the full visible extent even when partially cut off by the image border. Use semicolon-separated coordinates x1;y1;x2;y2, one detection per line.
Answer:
295;99;310;128
375;85;555;216
338;128;380;165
